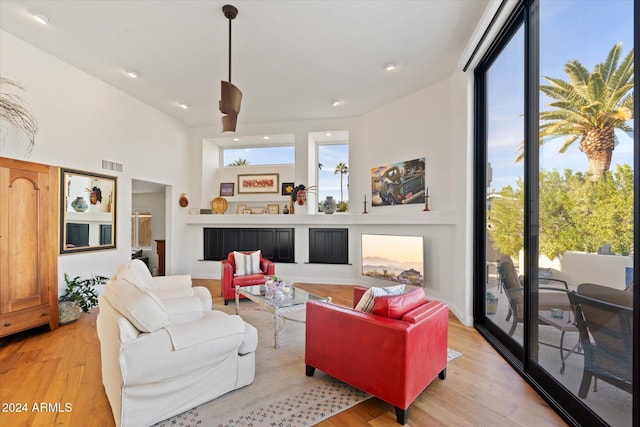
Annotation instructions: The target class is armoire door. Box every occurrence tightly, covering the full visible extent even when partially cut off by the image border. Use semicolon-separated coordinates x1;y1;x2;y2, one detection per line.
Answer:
0;158;58;337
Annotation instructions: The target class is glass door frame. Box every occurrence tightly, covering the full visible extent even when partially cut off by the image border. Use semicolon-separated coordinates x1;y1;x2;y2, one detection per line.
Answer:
473;1;639;426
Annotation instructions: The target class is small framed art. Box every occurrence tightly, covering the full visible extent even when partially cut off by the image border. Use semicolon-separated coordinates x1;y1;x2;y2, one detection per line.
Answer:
237;204;247;214
267;204;280;214
220;182;234;197
281;182;295;196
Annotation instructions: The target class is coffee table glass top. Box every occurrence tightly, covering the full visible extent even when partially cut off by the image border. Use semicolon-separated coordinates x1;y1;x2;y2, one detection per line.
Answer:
239;284;324;309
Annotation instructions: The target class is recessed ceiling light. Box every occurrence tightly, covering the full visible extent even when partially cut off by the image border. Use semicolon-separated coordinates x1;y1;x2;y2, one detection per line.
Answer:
125;70;139;79
384;63;397;71
325;132;332;136
332;100;343;107
29;11;49;25
263;136;270;140
233;137;240;141
177;103;189;110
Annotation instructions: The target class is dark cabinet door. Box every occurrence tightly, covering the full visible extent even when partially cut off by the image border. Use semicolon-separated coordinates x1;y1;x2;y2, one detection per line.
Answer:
100;224;112;245
203;228;223;260
275;228;294;263
309;228;348;264
203;228;295;263
66;223;89;247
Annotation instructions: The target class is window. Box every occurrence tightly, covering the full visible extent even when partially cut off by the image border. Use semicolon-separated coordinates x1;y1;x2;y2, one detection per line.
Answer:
475;1;636;425
223;146;295;166
131;210;152;249
318;143;349;212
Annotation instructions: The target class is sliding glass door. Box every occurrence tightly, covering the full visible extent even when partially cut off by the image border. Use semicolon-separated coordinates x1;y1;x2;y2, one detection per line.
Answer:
475;1;636;426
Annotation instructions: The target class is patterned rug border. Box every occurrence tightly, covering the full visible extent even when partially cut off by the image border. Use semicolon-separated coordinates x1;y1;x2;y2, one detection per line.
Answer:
158;349;462;427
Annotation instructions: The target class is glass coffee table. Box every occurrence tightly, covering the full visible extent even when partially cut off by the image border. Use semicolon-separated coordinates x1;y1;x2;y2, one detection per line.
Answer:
235;284;331;348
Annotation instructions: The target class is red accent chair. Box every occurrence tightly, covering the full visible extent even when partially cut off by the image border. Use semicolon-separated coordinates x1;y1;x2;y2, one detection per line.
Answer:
305;286;448;425
221;251;275;305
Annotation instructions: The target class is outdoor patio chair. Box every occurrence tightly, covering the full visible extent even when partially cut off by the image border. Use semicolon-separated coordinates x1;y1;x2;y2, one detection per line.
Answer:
567;283;633;398
498;256;572;335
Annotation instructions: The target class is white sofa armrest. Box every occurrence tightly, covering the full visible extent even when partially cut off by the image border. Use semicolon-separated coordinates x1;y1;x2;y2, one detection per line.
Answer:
193;286;213;310
152;275;192;289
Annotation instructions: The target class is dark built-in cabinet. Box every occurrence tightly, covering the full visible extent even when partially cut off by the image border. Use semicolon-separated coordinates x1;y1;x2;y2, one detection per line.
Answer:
309;228;348;264
203;228;295;263
66;223;89;247
100;224;112;245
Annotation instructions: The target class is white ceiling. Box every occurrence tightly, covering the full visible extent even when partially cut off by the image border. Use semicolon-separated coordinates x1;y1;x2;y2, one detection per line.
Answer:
0;0;489;130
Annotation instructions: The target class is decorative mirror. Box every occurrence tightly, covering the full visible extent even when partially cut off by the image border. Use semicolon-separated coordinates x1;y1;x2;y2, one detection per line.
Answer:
60;168;117;254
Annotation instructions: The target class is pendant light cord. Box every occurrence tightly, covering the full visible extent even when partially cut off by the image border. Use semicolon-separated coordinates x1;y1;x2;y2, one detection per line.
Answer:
228;16;232;83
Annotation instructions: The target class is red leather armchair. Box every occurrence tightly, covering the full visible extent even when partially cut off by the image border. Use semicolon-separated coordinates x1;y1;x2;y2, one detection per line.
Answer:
305;286;448;425
221;251;275;305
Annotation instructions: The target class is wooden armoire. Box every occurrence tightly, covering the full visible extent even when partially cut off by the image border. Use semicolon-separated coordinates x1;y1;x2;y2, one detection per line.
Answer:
0;157;59;337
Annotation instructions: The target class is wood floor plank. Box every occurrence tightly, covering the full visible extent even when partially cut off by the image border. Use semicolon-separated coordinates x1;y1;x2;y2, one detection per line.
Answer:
0;281;567;427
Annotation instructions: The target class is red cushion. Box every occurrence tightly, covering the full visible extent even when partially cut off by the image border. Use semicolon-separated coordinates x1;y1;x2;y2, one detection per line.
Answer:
371;287;426;319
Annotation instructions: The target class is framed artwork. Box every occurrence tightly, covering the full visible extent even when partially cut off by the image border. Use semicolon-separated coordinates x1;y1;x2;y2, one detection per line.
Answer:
242;209;252;215
281;182;295;196
370;157;425;207
267;204;280;214
250;207;265;214
237;204;247;214
238;173;279;194
220;182;235;197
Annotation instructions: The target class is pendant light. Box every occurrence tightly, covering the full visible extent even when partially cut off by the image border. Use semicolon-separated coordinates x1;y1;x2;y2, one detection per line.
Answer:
219;4;242;132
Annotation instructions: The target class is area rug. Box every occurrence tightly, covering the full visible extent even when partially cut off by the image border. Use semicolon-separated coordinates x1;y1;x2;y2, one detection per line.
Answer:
155;304;462;427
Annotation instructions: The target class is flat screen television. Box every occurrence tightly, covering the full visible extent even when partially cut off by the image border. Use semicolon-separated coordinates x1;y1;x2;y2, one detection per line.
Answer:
361;234;424;286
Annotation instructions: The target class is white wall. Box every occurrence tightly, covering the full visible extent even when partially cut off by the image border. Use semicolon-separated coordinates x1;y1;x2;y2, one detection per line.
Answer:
537;252;633;291
1;30;193;294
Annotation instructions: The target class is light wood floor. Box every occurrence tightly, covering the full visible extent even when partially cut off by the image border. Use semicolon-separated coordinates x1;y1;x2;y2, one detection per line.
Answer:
0;281;567;427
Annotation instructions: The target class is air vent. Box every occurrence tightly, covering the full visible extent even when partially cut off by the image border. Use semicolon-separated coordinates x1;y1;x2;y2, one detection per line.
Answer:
102;160;123;172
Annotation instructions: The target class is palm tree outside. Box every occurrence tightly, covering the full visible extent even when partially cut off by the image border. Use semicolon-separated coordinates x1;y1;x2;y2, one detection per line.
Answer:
529;43;634;181
228;158;249;166
334;162;349;202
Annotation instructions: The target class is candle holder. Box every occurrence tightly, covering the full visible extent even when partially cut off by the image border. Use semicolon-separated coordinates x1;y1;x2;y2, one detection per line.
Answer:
423;195;430;212
363;200;368;214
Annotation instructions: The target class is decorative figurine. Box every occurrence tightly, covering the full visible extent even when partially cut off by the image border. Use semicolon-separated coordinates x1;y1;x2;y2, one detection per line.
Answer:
363;193;368;214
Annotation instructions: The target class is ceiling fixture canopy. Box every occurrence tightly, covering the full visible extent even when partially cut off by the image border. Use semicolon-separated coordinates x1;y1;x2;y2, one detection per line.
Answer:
219;4;242;132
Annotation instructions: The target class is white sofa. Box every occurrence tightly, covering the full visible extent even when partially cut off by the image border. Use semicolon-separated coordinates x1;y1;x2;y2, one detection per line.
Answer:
97;261;258;427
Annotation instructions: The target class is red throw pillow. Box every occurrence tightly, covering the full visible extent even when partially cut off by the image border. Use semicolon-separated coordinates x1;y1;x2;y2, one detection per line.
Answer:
371;287;426;319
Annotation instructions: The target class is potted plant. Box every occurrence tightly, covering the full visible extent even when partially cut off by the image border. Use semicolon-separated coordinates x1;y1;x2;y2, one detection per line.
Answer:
58;273;107;324
486;291;499;315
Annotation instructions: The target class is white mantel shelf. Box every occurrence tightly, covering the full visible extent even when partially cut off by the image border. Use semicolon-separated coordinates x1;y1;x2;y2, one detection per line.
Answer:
66;211;112;222
186;211;456;226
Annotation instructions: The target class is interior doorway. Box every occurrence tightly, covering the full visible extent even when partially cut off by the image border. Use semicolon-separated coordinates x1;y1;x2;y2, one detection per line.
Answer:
131;179;168;276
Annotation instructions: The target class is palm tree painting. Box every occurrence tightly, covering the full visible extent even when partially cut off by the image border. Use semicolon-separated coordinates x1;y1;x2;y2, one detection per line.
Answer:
334;162;349;202
532;43;634;180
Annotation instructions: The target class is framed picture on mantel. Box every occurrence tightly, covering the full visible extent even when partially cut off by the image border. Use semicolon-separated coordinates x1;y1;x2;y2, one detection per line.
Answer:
238;173;279;194
220;182;234;197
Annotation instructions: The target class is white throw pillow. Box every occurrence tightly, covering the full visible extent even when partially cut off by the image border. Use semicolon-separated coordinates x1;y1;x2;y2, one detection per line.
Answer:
355;284;406;313
234;250;262;276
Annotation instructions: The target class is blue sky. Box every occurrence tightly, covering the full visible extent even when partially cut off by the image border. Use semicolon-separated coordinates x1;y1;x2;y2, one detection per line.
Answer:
318;144;349;202
487;0;634;191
